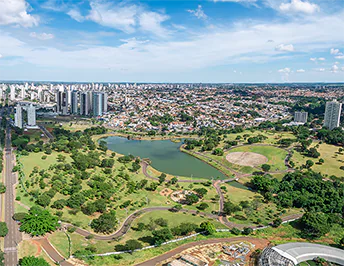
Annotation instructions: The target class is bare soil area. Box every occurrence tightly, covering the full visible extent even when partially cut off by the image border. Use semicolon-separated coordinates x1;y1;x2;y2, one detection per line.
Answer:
226;152;268;167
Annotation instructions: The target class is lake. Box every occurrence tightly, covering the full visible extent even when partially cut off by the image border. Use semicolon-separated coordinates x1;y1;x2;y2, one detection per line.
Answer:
103;136;227;180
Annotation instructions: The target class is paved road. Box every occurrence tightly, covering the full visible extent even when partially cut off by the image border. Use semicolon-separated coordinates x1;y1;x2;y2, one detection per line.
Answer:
38;124;54;140
3;126;21;266
36;238;72;266
136;237;268;266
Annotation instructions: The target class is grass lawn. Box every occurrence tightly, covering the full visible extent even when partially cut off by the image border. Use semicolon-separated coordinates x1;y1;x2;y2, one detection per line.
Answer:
292;143;344;178
18;239;56;266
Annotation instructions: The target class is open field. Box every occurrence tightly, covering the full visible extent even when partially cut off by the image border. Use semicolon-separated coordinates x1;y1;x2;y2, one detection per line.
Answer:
292;143;344;178
226;145;288;172
226;152;268;167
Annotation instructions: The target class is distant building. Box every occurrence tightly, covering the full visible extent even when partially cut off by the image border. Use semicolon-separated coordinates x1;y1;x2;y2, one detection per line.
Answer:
56;90;69;115
71;91;78;114
80;92;90;116
92;92;103;116
294;111;308;124
324;100;342;130
92;91;107;116
15;104;23;129
10;86;15;101
27;104;36;126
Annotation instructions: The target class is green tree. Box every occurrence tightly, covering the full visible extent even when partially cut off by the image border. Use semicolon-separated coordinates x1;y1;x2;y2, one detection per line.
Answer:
20;207;59;236
19;256;49;266
197;202;209;210
152;228;173;245
0;183;5;194
300;212;330;239
223;201;241;215
305;160;314;169
200;221;216;235
242;227;253;235
0;222;8;237
158;173;166;184
261;164;271;172
125;239;143;251
90;210;117;233
185;193;199;205
272;218;283;228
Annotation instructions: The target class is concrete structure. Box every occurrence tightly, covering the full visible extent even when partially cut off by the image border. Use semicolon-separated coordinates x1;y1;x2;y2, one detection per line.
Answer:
93;92;103;116
71;90;78;114
80;92;90;116
259;243;344;266
294;111;308;124
56;90;69;115
324;100;342;130
10;85;15;101
27;104;36;126
14;104;23;128
92;91;107;116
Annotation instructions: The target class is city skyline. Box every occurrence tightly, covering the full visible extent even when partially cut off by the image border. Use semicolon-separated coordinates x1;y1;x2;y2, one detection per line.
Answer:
0;0;344;83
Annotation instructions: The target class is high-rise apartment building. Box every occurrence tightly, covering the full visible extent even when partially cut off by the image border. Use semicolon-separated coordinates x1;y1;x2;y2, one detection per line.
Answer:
71;91;78;114
294;112;308;124
80;92;90;116
324;100;342;130
15;104;23;129
92;92;108;116
27;104;36;126
56;90;69;115
92;92;103;116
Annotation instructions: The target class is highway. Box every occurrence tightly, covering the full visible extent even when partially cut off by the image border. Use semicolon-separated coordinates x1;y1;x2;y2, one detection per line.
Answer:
3;126;21;266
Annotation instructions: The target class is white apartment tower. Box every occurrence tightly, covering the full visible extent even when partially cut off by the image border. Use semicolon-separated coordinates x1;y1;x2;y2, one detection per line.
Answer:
15;104;23;129
27;104;36;126
324;100;342;130
294;112;308;124
10;85;15;101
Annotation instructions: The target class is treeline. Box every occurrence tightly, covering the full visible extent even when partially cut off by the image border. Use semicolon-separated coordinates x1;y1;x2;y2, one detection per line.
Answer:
250;171;344;238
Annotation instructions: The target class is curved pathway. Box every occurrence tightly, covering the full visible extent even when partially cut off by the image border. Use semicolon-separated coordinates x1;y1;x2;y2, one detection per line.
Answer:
36;238;72;266
63;207;219;241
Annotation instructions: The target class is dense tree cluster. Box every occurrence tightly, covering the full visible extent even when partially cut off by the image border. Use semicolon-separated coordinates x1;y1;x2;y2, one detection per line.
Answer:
20;206;59;236
19;256;49;266
250;171;344;238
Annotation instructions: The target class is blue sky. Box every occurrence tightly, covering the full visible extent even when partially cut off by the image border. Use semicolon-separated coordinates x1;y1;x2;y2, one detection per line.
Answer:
0;0;343;82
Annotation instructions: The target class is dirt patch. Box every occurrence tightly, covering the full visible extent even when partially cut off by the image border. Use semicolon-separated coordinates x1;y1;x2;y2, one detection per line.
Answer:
226;152;268;167
160;188;173;197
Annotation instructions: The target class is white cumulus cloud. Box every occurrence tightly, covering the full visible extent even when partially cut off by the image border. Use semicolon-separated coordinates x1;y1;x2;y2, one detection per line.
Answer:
335;54;344;59
331;64;339;73
279;0;320;14
187;5;207;20
30;32;54;40
275;43;294;52
297;69;305;73
0;0;38;27
318;57;325;61
278;67;291;73
330;48;340;55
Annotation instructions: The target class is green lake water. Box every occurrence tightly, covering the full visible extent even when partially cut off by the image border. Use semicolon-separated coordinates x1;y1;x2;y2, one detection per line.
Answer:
103;136;227;180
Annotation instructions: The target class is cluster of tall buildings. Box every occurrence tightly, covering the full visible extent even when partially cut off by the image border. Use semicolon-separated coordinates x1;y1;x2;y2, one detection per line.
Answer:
15;103;37;129
55;89;108;117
